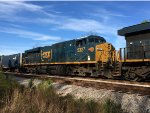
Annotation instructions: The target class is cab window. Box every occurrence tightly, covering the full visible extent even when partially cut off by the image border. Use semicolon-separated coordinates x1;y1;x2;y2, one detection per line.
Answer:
89;38;95;43
76;39;86;47
95;38;99;43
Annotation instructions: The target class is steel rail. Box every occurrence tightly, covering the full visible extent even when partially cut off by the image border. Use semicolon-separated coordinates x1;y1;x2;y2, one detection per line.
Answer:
3;72;150;95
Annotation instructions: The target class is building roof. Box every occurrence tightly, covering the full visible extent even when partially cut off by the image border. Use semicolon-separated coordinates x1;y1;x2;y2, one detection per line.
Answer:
118;22;150;36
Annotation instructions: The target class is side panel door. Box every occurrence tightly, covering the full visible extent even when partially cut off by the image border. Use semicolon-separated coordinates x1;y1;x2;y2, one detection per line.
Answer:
51;43;65;63
65;40;75;62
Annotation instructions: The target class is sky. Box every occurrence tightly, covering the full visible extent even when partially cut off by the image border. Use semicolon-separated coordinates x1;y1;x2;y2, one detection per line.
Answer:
0;1;150;55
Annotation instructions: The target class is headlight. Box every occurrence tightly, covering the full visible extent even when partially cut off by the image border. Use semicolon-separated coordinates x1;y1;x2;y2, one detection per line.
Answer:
97;48;102;51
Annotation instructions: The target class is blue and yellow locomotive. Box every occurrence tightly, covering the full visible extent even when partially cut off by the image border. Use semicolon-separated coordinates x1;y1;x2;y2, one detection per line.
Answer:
22;35;116;78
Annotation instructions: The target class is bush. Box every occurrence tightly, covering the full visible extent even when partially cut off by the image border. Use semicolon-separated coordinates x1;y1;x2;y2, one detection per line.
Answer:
0;77;124;113
28;79;34;88
38;80;53;89
0;72;20;108
0;67;2;72
103;99;123;113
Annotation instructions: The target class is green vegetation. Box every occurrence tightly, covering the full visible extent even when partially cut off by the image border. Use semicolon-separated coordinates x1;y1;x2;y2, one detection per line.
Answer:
103;99;122;113
0;73;124;113
0;67;2;72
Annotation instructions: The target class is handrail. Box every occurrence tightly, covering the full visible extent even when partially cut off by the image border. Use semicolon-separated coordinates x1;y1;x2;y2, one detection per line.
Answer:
120;45;150;60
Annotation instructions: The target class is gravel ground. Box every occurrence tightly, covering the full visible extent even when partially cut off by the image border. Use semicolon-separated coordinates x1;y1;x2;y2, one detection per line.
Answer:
53;83;150;113
13;76;150;113
12;76;42;87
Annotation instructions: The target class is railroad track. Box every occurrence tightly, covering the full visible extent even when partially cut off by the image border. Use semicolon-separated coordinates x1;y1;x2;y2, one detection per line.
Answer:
3;72;150;95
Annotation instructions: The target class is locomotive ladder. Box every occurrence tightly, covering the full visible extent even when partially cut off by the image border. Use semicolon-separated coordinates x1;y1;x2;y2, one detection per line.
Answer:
98;62;106;76
98;61;121;78
113;62;121;77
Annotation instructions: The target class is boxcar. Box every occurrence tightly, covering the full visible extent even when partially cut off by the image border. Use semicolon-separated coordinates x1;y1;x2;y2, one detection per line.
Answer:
1;54;22;71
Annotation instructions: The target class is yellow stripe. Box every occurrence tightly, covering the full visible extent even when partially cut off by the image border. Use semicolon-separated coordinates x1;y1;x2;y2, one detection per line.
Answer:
23;61;97;66
120;59;150;62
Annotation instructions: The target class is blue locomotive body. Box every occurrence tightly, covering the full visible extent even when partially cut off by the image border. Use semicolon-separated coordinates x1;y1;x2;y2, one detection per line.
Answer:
23;35;106;65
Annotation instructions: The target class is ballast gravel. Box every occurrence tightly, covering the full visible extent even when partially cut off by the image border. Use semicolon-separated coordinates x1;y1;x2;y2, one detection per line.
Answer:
14;77;150;113
53;83;150;113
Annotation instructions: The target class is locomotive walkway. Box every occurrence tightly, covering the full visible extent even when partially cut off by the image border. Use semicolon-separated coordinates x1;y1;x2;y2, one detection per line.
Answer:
3;72;150;95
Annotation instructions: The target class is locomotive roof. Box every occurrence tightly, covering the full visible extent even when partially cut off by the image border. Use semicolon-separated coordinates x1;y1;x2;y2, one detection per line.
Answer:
25;47;41;53
118;22;150;36
77;35;105;40
76;35;104;39
24;35;105;53
73;35;106;43
52;35;106;46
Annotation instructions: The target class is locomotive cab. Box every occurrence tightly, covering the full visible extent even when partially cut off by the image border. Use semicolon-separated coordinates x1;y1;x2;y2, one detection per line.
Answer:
75;35;106;62
76;35;106;47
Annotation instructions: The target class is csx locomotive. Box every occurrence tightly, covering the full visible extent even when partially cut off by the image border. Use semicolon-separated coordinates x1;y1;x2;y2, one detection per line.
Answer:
1;22;150;81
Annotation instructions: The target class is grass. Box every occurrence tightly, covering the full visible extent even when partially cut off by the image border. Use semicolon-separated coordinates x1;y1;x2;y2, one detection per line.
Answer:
103;99;123;113
0;67;2;72
0;72;124;113
0;72;20;107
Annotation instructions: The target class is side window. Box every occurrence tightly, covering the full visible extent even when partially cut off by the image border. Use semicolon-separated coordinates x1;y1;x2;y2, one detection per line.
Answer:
134;41;139;46
76;39;86;47
76;40;82;47
82;39;86;45
143;40;150;45
89;38;106;43
101;39;106;43
95;39;99;43
127;41;133;47
89;38;95;43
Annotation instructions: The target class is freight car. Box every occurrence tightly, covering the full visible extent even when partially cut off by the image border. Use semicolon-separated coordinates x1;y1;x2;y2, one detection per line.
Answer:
0;54;22;71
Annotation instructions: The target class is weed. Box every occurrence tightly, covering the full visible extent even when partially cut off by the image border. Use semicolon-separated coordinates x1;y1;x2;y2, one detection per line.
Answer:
103;99;123;113
28;79;34;88
0;75;124;113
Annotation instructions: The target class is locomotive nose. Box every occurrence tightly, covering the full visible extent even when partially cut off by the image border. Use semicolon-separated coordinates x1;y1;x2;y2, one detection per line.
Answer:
95;43;116;62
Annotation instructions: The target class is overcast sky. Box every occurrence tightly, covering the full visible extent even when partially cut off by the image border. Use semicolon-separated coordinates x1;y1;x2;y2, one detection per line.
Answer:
0;1;149;55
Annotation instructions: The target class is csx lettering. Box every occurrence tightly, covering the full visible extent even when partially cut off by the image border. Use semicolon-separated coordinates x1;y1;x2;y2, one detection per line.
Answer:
77;47;84;52
42;51;51;59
